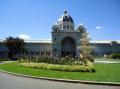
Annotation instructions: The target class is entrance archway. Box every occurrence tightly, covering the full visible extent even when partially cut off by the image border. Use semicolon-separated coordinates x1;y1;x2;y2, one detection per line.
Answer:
61;37;76;57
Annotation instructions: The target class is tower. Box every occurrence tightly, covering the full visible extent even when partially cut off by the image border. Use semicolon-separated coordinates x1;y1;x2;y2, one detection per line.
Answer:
51;11;86;57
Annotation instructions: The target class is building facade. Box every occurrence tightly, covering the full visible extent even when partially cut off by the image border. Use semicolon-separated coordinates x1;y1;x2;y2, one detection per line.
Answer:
0;11;120;58
52;11;83;57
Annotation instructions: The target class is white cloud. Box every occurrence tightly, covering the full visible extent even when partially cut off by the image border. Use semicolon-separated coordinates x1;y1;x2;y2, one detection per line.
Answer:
18;34;30;40
96;26;104;30
96;26;101;29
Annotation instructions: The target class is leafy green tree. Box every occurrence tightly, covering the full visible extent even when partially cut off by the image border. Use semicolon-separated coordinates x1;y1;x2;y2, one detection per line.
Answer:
4;36;25;60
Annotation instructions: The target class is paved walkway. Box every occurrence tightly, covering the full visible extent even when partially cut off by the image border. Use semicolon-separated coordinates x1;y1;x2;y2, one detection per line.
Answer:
95;61;120;64
0;72;119;89
0;61;15;65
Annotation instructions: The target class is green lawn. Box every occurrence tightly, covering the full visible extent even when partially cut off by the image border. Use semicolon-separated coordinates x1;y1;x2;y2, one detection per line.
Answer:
0;62;120;83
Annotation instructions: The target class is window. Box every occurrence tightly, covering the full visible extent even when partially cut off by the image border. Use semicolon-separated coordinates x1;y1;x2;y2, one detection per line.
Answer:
26;52;29;55
46;52;50;56
54;49;57;51
36;52;40;55
41;52;45;55
63;25;66;29
67;25;69;29
31;52;34;55
55;37;56;41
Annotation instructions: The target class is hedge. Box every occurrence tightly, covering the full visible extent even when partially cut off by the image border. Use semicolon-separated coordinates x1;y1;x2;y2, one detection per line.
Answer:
20;62;95;72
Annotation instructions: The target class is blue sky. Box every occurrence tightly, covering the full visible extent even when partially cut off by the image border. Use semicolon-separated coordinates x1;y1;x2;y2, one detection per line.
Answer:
0;0;120;40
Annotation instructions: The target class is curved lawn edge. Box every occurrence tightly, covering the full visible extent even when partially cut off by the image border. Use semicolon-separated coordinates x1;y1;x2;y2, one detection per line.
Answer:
0;62;120;85
0;69;120;86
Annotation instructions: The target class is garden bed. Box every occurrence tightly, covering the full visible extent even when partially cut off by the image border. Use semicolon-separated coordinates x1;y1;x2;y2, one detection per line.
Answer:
20;62;95;72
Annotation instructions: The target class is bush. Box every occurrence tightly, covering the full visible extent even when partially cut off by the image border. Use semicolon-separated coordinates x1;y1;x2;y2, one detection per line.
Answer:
18;56;81;65
109;53;120;60
20;62;95;72
0;58;10;61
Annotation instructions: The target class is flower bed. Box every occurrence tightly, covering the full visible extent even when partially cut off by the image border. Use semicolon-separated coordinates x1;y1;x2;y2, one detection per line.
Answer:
20;62;95;72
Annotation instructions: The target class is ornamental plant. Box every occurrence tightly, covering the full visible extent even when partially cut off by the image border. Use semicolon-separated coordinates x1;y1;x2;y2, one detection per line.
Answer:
80;30;94;65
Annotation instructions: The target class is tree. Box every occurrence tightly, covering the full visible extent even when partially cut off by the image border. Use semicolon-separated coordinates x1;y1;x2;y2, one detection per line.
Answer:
80;30;94;65
4;36;25;60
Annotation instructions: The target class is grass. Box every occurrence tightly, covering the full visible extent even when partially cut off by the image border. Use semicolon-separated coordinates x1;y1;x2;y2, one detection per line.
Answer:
0;62;120;83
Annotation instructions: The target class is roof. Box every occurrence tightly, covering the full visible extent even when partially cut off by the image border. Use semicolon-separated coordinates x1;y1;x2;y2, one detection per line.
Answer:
90;40;120;44
27;40;120;44
25;40;52;43
1;39;120;44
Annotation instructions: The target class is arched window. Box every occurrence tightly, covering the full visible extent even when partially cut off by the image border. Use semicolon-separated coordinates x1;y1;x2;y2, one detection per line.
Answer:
67;25;69;29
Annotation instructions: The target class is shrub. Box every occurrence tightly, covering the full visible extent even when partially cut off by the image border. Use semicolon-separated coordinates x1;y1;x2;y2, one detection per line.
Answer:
87;55;94;62
18;56;82;65
20;62;95;72
0;58;10;61
109;53;120;60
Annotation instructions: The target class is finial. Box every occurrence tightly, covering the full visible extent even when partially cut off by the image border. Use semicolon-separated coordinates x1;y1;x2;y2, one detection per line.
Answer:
64;10;67;14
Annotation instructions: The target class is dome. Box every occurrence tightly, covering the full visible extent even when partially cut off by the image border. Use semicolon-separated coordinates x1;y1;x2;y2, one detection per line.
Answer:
58;11;74;23
52;23;60;32
77;23;86;29
57;11;74;30
77;23;86;33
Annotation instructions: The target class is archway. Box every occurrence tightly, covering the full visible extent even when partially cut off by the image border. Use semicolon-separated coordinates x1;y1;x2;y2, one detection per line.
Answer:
61;37;76;57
